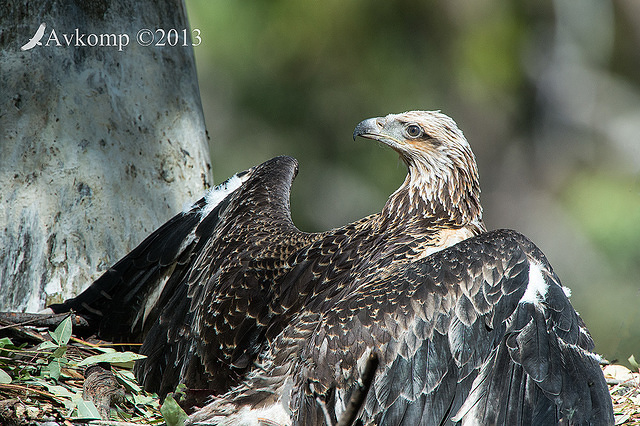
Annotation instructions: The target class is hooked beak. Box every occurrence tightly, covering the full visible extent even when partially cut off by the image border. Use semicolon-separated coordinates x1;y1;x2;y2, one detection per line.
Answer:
353;117;384;141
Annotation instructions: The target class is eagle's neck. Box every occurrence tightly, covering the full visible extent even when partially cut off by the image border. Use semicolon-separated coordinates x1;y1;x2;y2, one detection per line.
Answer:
382;158;485;232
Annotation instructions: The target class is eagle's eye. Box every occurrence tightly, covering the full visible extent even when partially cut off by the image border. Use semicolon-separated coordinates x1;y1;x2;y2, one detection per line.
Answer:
405;124;423;138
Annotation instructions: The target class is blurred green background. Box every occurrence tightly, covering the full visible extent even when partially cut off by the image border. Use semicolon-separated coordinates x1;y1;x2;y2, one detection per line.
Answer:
184;0;640;365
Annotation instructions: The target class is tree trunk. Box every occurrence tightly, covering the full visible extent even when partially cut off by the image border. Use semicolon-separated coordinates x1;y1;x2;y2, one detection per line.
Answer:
0;0;211;311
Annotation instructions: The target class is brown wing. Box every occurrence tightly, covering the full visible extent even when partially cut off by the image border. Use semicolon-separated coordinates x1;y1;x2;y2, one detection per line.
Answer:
47;173;242;342
134;155;329;398
51;156;317;399
288;229;612;425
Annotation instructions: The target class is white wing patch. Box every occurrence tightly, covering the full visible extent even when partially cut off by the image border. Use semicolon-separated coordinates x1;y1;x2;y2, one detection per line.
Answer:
134;268;175;330
233;401;292;426
191;172;250;218
520;261;549;305
190;378;293;426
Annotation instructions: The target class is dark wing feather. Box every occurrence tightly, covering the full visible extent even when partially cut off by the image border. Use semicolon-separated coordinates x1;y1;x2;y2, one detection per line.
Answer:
134;156;319;398
292;229;612;425
48;179;242;396
47;190;219;342
51;156;315;400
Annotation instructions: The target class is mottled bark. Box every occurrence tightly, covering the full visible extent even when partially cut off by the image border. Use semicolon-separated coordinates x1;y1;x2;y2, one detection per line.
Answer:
0;0;211;311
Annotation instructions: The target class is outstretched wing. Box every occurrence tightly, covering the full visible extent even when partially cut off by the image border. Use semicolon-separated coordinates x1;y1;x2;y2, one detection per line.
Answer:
137;155;317;398
48;168;249;342
294;229;612;425
50;156;315;399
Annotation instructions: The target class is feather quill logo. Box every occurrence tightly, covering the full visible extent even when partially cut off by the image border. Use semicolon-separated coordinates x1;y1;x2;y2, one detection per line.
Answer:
21;23;47;51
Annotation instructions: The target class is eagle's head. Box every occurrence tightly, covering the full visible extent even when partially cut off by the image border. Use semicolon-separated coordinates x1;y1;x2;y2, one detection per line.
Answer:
354;110;483;227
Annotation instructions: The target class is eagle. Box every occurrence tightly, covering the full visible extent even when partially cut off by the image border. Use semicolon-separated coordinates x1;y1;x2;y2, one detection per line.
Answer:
49;111;613;425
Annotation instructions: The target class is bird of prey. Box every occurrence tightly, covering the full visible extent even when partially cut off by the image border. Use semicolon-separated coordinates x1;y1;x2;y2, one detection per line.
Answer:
50;111;613;425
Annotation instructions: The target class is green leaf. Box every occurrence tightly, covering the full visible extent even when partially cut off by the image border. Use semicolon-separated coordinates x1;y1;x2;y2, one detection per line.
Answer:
174;383;187;398
0;368;12;384
629;354;639;371
132;392;158;407
52;345;67;358
76;351;147;368
114;369;142;393
160;393;188;426
0;337;14;348
95;346;117;354
38;341;59;351
74;400;101;420
49;316;73;345
48;358;61;380
29;380;79;411
30;379;78;399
